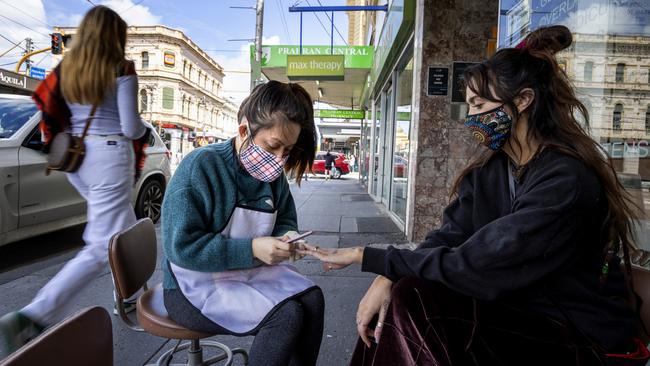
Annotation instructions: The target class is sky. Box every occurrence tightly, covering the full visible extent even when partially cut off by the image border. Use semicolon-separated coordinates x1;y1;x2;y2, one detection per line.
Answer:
0;0;352;104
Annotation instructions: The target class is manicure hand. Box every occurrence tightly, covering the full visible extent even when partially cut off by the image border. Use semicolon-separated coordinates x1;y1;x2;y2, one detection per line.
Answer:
297;244;364;270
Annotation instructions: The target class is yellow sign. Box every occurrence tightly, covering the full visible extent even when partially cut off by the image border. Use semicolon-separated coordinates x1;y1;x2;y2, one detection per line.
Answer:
164;51;175;67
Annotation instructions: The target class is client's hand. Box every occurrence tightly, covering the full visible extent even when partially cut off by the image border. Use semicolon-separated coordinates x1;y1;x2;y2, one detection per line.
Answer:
252;237;292;265
297;245;364;270
357;276;393;347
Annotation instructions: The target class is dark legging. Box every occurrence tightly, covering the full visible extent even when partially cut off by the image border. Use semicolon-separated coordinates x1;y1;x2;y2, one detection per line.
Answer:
164;287;325;366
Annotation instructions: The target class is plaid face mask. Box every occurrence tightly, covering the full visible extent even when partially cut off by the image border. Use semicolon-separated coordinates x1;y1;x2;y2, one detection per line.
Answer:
240;140;288;182
464;105;513;151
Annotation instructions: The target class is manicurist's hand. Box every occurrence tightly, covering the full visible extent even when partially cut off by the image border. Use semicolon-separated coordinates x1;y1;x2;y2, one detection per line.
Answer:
252;237;292;265
357;275;393;347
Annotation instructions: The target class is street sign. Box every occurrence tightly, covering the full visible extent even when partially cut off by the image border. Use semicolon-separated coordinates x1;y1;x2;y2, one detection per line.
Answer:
30;67;46;80
287;55;345;80
315;109;365;119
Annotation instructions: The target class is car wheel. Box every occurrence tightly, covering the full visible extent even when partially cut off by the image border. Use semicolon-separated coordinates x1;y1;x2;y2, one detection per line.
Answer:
136;179;164;224
332;168;342;179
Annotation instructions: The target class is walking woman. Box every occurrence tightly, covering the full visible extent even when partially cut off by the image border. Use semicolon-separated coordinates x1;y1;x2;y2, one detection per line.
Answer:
161;81;324;366
0;6;149;357
302;26;649;365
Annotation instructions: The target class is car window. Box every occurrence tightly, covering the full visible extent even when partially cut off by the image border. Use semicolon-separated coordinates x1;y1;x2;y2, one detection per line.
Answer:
0;98;38;139
148;132;156;147
315;153;324;160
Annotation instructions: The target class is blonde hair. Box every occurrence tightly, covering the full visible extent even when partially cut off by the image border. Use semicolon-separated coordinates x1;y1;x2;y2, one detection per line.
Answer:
60;6;127;105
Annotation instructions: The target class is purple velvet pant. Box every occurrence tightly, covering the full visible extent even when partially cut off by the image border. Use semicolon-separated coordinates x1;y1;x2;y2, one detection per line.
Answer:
350;277;648;366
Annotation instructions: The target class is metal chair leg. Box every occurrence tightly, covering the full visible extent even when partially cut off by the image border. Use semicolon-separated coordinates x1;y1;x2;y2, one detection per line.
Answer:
148;339;238;366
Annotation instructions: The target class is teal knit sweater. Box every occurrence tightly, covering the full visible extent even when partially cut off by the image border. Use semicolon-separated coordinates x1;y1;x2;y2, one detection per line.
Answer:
161;139;298;290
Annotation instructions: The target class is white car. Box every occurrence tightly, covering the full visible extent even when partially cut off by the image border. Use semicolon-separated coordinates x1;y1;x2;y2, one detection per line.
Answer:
0;94;171;247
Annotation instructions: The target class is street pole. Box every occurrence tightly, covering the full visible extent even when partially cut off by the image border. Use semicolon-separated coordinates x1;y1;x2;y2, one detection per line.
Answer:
24;38;33;76
250;0;264;91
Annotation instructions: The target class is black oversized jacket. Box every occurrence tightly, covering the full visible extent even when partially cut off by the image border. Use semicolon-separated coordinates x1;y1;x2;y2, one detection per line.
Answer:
363;149;638;350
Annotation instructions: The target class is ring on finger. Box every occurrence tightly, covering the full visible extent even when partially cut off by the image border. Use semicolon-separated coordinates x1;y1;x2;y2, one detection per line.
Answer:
376;321;384;328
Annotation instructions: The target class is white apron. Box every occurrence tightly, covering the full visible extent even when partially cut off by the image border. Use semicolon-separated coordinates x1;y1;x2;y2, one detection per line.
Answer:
169;205;315;334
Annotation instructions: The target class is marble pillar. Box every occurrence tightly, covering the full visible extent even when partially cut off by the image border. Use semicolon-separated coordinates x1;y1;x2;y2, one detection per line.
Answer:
408;0;499;241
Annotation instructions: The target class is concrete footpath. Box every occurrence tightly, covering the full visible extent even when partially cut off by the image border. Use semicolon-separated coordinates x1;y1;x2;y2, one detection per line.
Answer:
0;174;408;365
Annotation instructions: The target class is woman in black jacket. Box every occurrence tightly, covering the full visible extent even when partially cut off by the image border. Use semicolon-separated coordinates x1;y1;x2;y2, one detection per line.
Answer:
301;26;649;365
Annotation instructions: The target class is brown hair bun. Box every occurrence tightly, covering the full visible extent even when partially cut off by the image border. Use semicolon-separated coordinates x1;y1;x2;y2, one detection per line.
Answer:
524;25;572;55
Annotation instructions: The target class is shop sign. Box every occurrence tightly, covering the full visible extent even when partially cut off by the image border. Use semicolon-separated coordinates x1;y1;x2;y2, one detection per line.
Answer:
315;109;365;119
601;140;649;158
505;0;531;47
252;45;373;69
372;0;404;81
451;62;478;103
427;67;449;96
498;0;650;47
0;69;39;91
164;51;175;67
287;55;344;80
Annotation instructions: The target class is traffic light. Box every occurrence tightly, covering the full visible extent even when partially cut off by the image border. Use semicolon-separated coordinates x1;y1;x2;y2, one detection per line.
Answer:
51;33;62;55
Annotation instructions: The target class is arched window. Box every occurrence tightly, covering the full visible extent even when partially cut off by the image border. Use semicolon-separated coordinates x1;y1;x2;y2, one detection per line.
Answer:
139;89;147;112
615;63;625;83
141;52;149;69
584;61;593;81
646;106;650;134
613;104;623;131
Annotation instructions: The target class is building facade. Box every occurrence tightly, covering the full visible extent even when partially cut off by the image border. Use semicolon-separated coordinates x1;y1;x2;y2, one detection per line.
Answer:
558;33;650;177
346;0;380;46
53;25;240;168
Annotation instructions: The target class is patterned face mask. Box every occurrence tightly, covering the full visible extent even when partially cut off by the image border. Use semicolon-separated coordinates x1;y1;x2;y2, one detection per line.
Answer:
464;105;513;151
240;138;289;183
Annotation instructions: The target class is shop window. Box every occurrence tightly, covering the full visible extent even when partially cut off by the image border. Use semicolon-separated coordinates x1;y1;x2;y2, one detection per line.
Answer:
390;48;414;223
615;63;625;83
141;51;149;69
646;106;650;134
584;62;593;81
162;87;174;110
612;104;623;132
139;89;147;112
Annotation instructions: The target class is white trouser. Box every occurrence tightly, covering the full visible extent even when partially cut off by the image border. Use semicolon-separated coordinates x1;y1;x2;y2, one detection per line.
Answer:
21;137;136;326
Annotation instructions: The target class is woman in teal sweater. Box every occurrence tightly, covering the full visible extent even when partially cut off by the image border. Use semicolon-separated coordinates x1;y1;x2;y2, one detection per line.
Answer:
161;81;323;366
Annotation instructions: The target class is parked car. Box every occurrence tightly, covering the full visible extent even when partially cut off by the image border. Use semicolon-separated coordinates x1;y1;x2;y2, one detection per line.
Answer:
312;151;350;179
0;94;171;247
394;155;408;178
